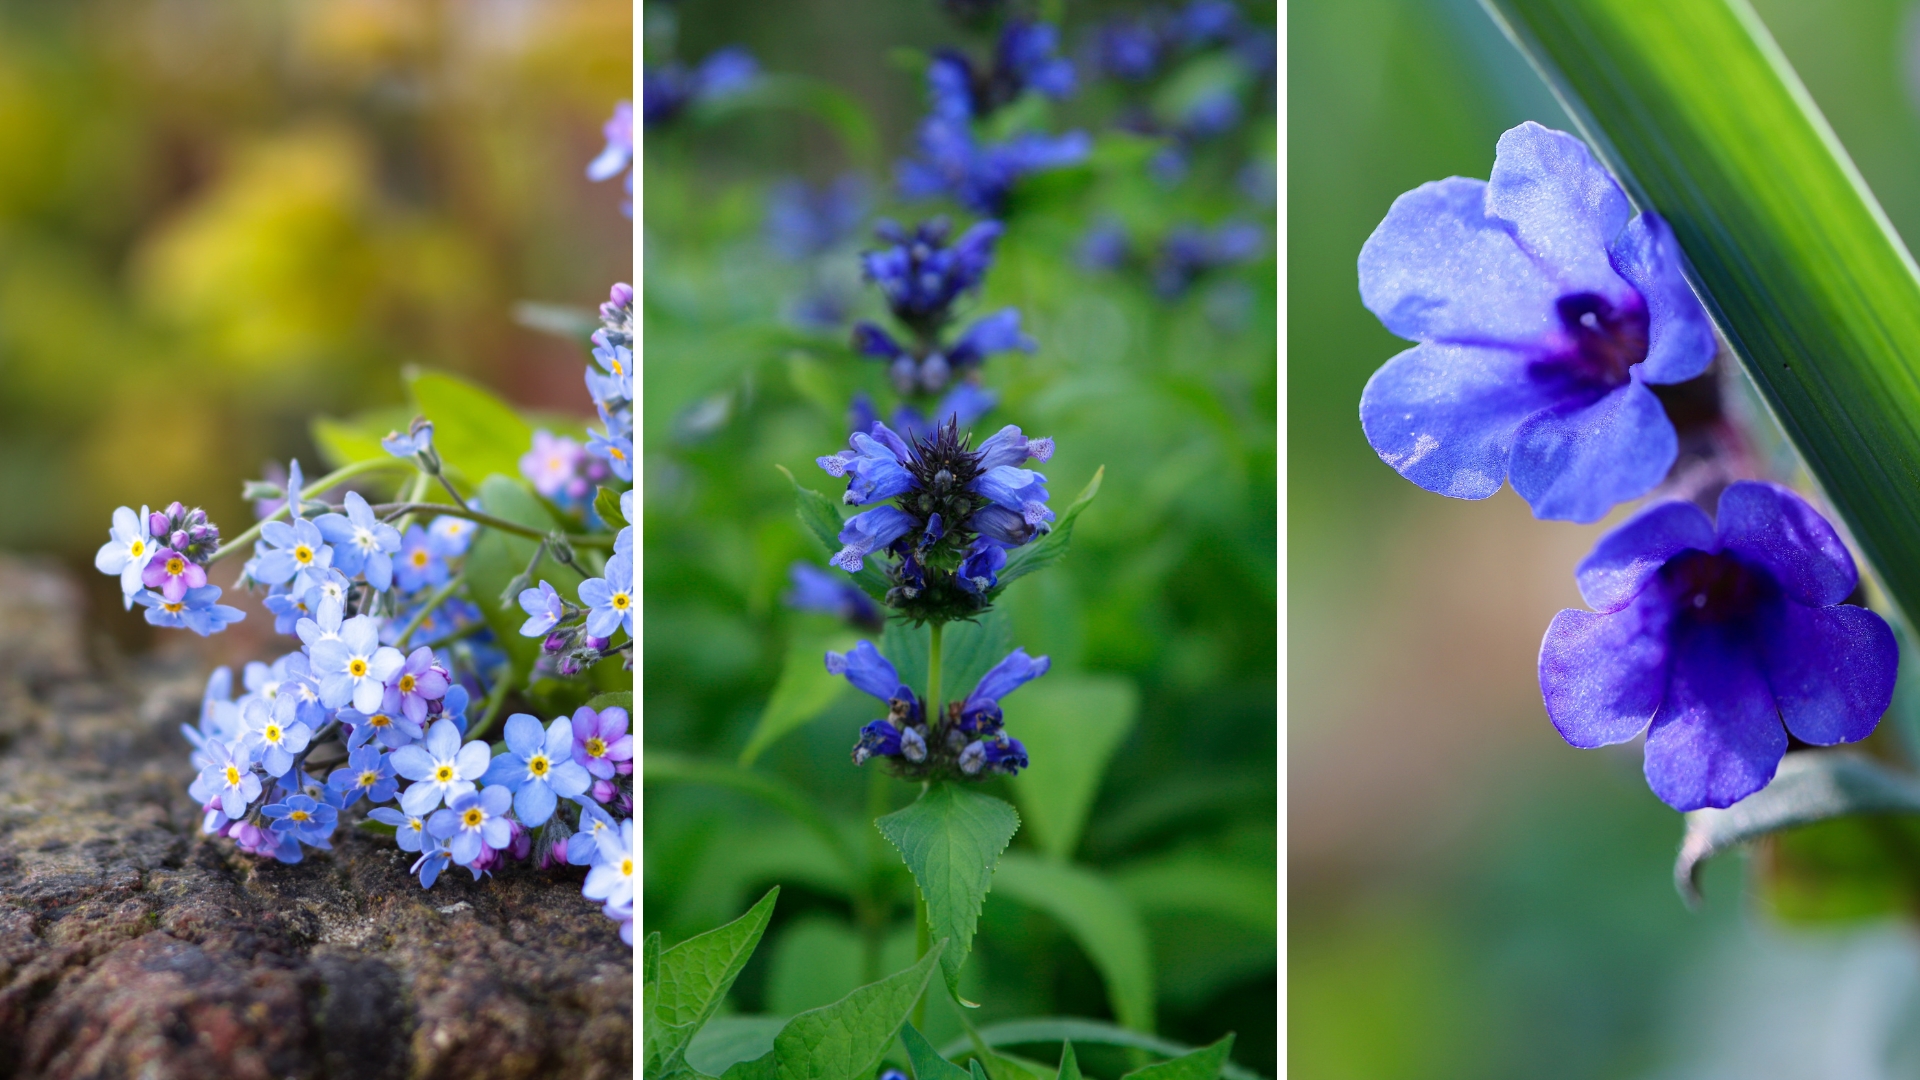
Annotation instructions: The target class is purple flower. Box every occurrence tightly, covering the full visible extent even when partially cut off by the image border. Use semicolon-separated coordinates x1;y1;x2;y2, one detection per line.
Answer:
518;580;565;637
520;430;587;502
569;706;633;780
381;646;448;726
958;648;1050;734
481;713;592;827
1357;122;1717;523
1539;482;1897;811
141;547;206;603
1089;17;1162;81
826;641;921;718
958;734;1029;776
956;539;1007;595
427;785;515;866
896;115;1091;217
765;174;870;261
644;48;758;128
328;745;399;807
262;793;337;847
861;218;1002;331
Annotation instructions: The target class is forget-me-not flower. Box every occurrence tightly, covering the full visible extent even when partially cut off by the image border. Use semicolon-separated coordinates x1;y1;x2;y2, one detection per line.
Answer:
340;706;422;751
328;745;398;807
394;524;453;594
1357;122;1717;523
391;717;492;815
519;580;564;637
578;557;633;639
1539;482;1897;810
262;794;337;847
141;547;207;604
95;505;156;609
315;491;401;591
239;697;312;777
484;713;593;826
310;614;405;712
189;739;260;819
137;584;246;636
252;517;334;586
381;646;448;725
369;806;429;853
568;705;633;781
582;819;634;911
428;785;515;866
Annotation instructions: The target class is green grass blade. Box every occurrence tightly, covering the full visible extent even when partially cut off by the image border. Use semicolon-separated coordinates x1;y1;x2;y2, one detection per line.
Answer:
1483;0;1920;622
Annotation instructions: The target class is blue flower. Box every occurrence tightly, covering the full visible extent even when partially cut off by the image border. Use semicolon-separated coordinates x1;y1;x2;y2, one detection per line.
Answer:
644;48;759;128
189;739;260;818
95;504;157;609
391;717;492;815
1540;482;1897;811
956;539;1007;595
381;422;434;459
428;513;477;557
958;648;1050;734
586;426;633;482
328;745;400;807
1357;122;1716;523
581;819;634;910
410;835;479;889
860;218;1002;331
897;115;1090;216
427;785;515;866
239;697;312;777
785;562;883;629
958;734;1029;776
369;806;430;852
1090;17;1163;81
829;505;917;572
310;614;406;712
587;342;634;409
251;517;334;587
577;557;633;639
482;713;593;827
765;174;870;261
518;580;565;637
826;641;921;717
262;793;337;847
315;491;402;591
569;801;622;866
393;524;454;593
137;584;246;636
340;705;423;751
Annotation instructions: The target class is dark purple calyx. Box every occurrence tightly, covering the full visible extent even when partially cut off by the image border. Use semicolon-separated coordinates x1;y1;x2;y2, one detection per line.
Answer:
1659;549;1775;626
1529;292;1650;395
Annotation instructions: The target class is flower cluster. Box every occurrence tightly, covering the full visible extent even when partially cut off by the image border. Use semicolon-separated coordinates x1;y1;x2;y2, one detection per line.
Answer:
1078;217;1265;297
1360;121;1897;812
898;24;1089;215
518;489;634;675
851;217;1032;406
831;641;1045;781
643;47;759;129
96;502;245;635
818;416;1053;622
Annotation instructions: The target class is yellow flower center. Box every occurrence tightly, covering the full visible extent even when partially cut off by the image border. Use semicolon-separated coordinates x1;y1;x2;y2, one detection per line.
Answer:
293;544;314;565
348;658;368;678
359;771;379;788
528;755;549;777
289;809;311;823
368;713;391;728
407;818;422;832
165;556;185;576
585;737;607;758
620;858;633;877
434;765;453;783
411;550;429;567
264;725;281;742
462;808;484;827
610;357;624;375
611;592;630;611
223;765;241;786
398;674;416;693
610;446;627;462
162;601;184;614
129;539;145;557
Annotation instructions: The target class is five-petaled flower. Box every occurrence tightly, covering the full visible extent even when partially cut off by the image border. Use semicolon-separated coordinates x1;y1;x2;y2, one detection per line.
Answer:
239;697;313;777
315;491;402;591
518;580;565;637
578;558;633;639
1539;482;1897;811
391;717;493;815
310;615;405;712
253;517;335;586
141;547;207;604
582;819;634;911
263;793;338;847
95;505;156;609
381;647;448;726
1357;122;1717;523
568;705;634;780
484;713;593;827
428;785;515;866
328;744;398;807
189;739;260;819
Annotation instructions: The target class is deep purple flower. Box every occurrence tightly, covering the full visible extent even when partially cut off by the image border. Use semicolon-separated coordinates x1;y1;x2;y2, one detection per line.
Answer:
860;218;1002;331
381;646;448;726
957;648;1050;735
826;641;921;720
1358;122;1717;523
1539;482;1896;811
897;116;1091;217
570;706;634;780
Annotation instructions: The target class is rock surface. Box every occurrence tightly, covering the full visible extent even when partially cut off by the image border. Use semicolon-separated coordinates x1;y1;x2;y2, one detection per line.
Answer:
0;557;632;1080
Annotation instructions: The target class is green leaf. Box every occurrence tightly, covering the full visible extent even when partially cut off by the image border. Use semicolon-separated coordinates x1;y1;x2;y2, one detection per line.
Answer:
1675;751;1920;905
740;632;858;766
781;466;891;602
1119;1035;1234;1080
463;475;558;681
691;74;881;169
970;1062;989;1080
644;752;862;878
687;1018;786;1078
1484;0;1920;632
647;887;781;1079
596;485;629;527
736;942;944;1080
902;1023;971;1080
992;853;1156;1033
993;467;1102;596
939;1022;1265;1080
881;620;930;703
1005;675;1138;860
876;783;1021;1001
311;409;413;469
1113;851;1276;934
1056;1043;1082;1080
407;369;533;486
588;691;633;714
938;609;1016;709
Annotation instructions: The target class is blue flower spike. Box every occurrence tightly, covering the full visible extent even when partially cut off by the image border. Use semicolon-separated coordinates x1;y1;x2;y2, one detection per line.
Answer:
1540;482;1897;810
1357;122;1717;523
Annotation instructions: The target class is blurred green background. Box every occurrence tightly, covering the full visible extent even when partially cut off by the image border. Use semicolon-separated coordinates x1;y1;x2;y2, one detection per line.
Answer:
1292;1;1920;1077
0;0;630;657
640;0;1275;1072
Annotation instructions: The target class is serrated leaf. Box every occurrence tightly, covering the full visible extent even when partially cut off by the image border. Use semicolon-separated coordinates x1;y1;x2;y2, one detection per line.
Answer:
902;1023;971;1080
1119;1036;1234;1080
762;942;945;1080
1675;751;1920;905
463;475;558;682
1483;0;1920;649
1006;675;1138;860
876;783;1021;1000
993;467;1102;595
781;466;891;602
939;1022;1266;1080
1057;1043;1082;1080
408;369;533;485
992;853;1155;1032
596;485;629;527
647;887;781;1079
740;632;858;766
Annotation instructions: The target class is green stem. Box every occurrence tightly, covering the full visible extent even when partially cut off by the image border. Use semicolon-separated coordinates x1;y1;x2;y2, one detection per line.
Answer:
371;502;614;548
465;671;514;742
208;458;412;566
393;573;466;650
949;996;997;1079
927;621;945;725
